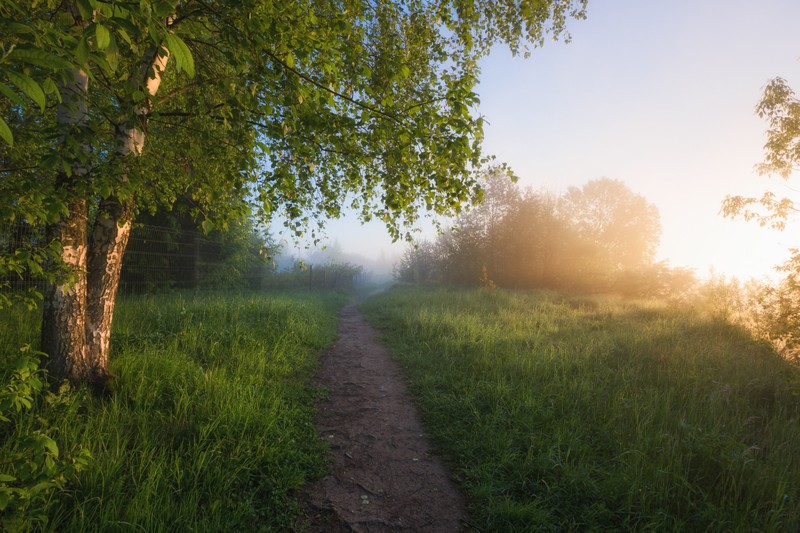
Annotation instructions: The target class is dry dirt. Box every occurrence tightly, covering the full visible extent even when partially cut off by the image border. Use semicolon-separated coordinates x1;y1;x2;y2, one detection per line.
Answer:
300;304;467;532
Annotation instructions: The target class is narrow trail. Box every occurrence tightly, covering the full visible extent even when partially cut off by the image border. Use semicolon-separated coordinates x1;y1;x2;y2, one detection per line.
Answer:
301;304;466;532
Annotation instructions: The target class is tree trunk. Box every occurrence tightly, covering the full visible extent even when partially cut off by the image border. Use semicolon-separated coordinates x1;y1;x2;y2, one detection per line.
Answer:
78;46;170;390
41;40;170;392
41;67;91;385
41;198;89;383
84;196;134;390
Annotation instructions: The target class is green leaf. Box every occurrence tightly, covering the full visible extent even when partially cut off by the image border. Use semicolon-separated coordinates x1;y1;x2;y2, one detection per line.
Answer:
75;37;89;66
0;83;24;106
9;48;72;70
42;437;59;457
200;219;215;234
0;116;12;146
105;36;120;71
95;24;111;50
154;0;174;18
111;16;138;38
164;34;194;77
91;53;112;74
4;22;35;34
29;481;57;495
76;0;94;20
6;71;46;112
117;27;132;46
0;474;16;483
41;78;58;96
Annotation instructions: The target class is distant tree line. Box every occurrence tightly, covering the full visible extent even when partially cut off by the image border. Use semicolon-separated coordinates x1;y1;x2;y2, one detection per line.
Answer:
396;171;695;297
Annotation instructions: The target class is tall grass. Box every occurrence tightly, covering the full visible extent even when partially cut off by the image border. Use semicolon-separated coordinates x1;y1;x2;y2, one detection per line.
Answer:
1;290;345;531
362;287;800;531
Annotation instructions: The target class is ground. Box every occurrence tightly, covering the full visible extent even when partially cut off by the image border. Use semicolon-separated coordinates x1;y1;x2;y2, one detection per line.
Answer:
301;304;467;532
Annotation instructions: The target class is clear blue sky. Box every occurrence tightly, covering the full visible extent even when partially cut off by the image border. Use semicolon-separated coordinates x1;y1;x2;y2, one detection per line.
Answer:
277;0;800;279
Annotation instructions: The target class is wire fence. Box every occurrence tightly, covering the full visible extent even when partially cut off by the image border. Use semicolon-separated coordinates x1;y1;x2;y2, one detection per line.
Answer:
1;221;365;298
120;223;255;291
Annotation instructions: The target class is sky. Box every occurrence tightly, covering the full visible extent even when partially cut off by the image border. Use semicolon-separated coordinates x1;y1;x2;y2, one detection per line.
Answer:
276;0;800;280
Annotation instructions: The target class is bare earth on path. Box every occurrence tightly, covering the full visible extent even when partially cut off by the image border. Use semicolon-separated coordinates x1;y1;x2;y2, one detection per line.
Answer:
301;304;467;532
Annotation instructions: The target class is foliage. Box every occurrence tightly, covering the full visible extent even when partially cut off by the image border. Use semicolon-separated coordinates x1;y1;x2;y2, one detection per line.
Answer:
559;177;662;270
722;77;799;229
1;0;588;385
720;75;800;354
363;287;800;531
262;260;364;290
0;290;345;530
0;346;91;531
691;265;800;362
394;239;441;283
0;223;67;310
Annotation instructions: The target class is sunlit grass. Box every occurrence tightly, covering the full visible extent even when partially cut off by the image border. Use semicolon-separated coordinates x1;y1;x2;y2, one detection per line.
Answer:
362;287;800;531
1;290;345;531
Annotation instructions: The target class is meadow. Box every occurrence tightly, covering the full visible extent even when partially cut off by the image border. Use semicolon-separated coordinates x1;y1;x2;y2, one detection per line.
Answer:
362;287;800;531
0;290;345;531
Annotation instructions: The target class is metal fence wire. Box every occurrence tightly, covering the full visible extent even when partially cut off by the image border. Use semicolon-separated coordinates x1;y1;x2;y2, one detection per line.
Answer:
120;223;246;291
1;221;363;295
0;222;47;295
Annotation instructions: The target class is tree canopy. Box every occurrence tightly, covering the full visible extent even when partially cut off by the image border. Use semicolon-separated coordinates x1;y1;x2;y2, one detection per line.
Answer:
0;0;588;387
1;0;589;238
559;177;661;270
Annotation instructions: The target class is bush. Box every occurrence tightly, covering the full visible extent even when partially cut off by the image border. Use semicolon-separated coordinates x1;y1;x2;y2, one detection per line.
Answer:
0;347;91;531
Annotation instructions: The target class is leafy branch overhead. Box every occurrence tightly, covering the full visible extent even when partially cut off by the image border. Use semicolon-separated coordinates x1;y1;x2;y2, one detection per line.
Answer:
2;0;588;237
723;77;800;230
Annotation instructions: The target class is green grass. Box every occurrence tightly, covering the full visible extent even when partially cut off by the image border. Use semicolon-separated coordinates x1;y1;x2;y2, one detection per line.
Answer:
1;290;346;531
362;287;800;531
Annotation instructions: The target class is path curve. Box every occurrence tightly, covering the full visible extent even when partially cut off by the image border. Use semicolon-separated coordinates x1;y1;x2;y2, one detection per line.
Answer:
301;304;466;532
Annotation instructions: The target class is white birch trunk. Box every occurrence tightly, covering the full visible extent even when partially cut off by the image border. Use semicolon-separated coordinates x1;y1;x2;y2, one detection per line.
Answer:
41;69;92;384
83;48;171;387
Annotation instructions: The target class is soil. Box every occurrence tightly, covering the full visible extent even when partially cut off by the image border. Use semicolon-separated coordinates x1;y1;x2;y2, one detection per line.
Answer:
300;304;467;532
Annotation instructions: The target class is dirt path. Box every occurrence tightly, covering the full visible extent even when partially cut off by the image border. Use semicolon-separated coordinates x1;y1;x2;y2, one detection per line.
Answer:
301;304;466;532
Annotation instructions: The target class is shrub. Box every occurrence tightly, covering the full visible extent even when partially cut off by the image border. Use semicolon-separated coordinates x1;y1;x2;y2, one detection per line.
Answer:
0;347;91;531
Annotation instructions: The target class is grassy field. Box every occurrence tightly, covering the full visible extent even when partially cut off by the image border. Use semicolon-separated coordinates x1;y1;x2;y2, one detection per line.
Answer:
362;287;800;531
0;290;345;531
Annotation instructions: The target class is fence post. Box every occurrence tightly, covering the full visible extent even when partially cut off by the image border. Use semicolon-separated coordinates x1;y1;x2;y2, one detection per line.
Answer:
193;234;201;289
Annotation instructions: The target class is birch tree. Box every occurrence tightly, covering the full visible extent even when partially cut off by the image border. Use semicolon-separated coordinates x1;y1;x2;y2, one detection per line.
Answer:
1;0;587;391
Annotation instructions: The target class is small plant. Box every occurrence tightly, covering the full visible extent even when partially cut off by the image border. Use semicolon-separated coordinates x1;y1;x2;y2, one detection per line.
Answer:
0;346;91;531
479;265;496;290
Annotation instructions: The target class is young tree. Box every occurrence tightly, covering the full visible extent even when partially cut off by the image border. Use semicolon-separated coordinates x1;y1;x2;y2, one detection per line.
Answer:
437;168;521;284
496;191;577;289
1;1;588;389
395;239;440;283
